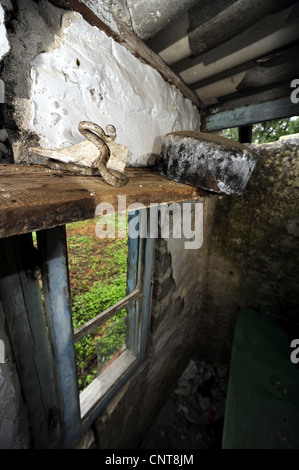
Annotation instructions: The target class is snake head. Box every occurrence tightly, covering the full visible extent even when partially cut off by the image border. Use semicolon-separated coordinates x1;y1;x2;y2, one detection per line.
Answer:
105;124;116;141
78;121;116;144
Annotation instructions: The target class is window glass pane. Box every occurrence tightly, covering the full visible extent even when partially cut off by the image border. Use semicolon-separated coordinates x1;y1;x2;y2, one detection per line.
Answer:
66;216;130;392
74;308;127;392
74;299;138;392
96;300;139;375
96;308;127;375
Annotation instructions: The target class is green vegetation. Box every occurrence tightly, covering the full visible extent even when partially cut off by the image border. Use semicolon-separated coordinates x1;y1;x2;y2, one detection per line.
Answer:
66;217;128;392
224;116;299;143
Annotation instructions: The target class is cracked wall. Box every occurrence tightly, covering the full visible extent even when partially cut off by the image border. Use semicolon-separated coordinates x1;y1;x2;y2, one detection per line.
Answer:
198;135;299;362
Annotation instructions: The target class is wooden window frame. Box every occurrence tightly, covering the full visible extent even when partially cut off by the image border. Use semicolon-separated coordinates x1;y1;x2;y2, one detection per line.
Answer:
36;209;154;446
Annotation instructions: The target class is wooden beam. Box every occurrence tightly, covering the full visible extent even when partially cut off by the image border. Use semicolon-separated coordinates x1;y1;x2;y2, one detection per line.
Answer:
172;7;299;78
188;0;297;57
37;226;81;447
205;96;299;131
0;166;205;239
190;42;299;92
204;80;294;114
213;82;289;106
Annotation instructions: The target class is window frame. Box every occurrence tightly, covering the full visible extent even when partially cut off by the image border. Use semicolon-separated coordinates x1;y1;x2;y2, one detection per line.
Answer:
36;208;154;446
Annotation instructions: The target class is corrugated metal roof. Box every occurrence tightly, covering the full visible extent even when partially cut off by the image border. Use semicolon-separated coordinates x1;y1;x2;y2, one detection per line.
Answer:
138;0;299;130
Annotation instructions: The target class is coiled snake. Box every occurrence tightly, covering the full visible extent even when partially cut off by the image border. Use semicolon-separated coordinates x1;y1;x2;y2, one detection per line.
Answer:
78;121;129;187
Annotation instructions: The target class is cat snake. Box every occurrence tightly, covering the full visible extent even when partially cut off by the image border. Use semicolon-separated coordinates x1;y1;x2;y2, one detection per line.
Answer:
78;121;129;187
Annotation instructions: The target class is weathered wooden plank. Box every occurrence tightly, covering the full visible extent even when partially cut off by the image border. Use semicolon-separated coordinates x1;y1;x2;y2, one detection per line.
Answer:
125;211;140;355
202;81;294;115
37;226;81;448
0;166;203;239
190;40;299;92
126;209;149;355
205;97;299;131
0;234;61;448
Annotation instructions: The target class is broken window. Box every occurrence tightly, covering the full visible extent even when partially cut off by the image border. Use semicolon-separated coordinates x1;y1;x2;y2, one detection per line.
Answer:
66;215;129;392
33;208;154;441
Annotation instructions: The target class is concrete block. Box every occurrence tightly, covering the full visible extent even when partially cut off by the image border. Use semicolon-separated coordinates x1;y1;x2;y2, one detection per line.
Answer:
156;131;257;195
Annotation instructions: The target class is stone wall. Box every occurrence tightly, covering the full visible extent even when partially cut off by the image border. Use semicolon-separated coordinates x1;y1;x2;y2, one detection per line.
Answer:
198;135;299;363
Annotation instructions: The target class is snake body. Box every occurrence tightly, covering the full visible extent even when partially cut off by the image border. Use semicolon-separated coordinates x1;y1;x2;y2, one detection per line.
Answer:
78;121;129;187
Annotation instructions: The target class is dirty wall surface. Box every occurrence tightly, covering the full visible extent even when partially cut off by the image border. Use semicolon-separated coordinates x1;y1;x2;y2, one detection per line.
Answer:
199;135;299;362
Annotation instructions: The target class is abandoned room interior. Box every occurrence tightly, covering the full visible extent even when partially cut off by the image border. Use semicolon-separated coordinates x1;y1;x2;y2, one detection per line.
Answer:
0;0;299;450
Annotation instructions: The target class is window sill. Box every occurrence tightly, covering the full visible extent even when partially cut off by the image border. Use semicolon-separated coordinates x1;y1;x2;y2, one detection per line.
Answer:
0;164;204;239
79;348;138;425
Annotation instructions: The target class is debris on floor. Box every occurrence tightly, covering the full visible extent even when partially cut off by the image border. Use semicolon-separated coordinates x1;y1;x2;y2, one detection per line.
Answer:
139;357;229;449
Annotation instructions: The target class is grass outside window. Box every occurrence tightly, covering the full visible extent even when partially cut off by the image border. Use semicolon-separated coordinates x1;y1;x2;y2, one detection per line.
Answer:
66;216;129;392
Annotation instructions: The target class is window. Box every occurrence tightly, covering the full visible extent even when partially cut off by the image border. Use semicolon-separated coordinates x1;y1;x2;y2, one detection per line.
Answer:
66;215;130;393
0;162;196;448
36;208;154;445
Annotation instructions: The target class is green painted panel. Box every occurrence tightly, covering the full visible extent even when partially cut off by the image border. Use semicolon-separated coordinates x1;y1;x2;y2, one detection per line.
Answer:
223;308;299;449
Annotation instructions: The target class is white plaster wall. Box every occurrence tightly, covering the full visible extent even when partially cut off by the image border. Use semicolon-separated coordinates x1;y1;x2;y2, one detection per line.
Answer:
0;3;9;62
0;3;10;104
28;9;200;165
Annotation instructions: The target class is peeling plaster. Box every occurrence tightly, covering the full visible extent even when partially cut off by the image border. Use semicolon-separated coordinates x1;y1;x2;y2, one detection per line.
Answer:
27;8;200;164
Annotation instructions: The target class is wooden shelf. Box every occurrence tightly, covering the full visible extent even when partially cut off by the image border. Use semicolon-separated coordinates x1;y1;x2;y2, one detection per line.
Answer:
0;164;206;239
